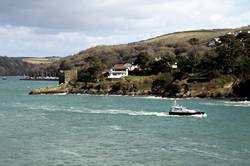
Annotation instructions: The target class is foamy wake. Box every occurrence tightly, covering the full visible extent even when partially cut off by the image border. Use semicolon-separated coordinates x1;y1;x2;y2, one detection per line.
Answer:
191;113;207;118
25;104;208;118
11;102;203;118
88;109;170;117
91;109;206;118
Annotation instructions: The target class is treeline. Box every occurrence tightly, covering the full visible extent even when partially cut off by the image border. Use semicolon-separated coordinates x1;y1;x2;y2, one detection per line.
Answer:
134;31;250;77
132;31;250;97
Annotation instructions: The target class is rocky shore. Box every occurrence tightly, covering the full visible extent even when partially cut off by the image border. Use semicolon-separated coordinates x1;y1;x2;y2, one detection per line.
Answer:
29;76;239;99
29;83;151;96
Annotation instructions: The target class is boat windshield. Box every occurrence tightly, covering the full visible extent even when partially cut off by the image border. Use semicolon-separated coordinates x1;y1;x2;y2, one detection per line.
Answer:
171;106;183;112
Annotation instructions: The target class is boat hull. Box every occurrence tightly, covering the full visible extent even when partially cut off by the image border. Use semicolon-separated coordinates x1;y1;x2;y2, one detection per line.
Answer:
169;111;206;116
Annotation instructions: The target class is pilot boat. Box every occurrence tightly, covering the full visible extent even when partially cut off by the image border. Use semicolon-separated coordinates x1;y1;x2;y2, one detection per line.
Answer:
169;100;207;117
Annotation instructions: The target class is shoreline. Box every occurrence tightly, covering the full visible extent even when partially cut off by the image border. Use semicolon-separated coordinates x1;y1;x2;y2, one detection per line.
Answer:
29;87;249;101
29;79;249;101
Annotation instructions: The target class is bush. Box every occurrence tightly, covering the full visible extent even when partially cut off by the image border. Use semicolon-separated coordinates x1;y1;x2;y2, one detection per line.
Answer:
151;72;173;94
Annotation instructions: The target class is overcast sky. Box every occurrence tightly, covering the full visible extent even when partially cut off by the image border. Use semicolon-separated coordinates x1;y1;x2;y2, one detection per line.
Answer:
0;0;249;57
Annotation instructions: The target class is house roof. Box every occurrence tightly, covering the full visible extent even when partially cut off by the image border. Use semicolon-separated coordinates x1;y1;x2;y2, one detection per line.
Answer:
113;64;127;70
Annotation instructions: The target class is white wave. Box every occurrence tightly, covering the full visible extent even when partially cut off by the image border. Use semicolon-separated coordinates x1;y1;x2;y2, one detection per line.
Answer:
225;101;250;104
59;150;81;157
191;113;207;118
132;96;200;101
224;101;250;107
33;92;68;96
191;148;229;161
202;101;250;107
225;104;250;107
109;125;122;131
53;93;68;95
133;96;167;100
132;96;186;100
76;93;90;96
202;102;220;106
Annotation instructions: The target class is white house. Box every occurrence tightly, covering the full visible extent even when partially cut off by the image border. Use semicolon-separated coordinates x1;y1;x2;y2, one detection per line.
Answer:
108;64;129;79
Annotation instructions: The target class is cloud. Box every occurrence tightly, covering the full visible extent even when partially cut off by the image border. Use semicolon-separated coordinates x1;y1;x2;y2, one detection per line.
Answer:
0;0;249;56
0;25;123;56
210;14;224;22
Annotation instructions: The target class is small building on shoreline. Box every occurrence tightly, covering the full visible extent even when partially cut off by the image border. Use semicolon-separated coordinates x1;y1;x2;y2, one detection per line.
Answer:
59;69;78;85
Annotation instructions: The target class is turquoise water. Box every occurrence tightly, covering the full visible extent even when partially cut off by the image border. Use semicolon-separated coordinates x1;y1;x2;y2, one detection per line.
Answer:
0;77;250;166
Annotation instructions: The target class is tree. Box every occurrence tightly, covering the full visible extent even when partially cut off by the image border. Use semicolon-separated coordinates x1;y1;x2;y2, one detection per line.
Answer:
78;63;105;85
215;34;245;74
176;53;192;73
151;56;176;74
134;52;153;71
187;46;207;73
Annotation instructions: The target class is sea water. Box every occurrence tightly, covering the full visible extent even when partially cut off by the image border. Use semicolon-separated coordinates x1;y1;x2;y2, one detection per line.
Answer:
0;77;250;166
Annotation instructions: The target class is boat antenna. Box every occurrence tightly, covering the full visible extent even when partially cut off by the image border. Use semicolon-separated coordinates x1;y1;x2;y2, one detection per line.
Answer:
174;99;177;106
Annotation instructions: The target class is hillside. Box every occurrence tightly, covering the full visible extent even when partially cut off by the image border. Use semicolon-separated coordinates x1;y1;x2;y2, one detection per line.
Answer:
29;25;250;98
0;56;60;76
59;26;250;69
0;56;37;76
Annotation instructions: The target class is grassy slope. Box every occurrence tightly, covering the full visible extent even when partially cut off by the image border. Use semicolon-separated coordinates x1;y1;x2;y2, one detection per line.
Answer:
140;29;231;44
22;57;60;65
